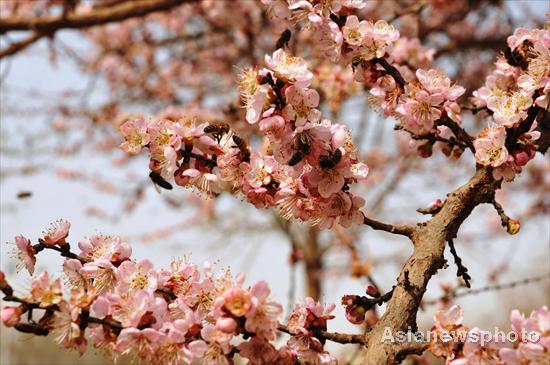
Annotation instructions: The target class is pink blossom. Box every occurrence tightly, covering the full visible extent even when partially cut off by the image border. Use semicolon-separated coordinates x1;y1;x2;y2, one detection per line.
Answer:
287;333;337;365
507;27;538;50
450;328;502;365
151;145;178;181
265;49;313;86
314;19;343;61
116;328;165;360
343;16;369;46
200;324;233;364
90;296;111;319
42;219;71;246
158;258;200;298
175;167;221;195
29;272;63;308
80;258;117;293
416;69;465;101
78;234;131;262
283;85;321;126
369;75;402;116
397;91;443;133
221;287;252;317
434;304;464;329
259;113;287;140
487;92;532;127
49;301;86;355
107;289;158;327
492;162;520;182
237;336;279;365
63;259;87;290
288;297;335;335
244;281;283;340
245;154;278;188
147;118;182;150
339;195;366;228
367;20;399;43
12;235;36;275
1;306;22;327
119;117;150;155
288;1;323;23
245;84;270;124
116;259;158;293
474;127;509;168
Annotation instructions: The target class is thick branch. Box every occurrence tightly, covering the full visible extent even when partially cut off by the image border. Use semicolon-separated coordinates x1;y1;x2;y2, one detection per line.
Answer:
363;168;500;364
0;0;191;34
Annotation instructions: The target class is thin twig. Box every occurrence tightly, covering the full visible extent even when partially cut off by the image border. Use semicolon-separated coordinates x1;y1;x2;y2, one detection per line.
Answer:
363;213;414;237
277;324;365;345
447;240;471;288
0;32;44;59
424;274;550;306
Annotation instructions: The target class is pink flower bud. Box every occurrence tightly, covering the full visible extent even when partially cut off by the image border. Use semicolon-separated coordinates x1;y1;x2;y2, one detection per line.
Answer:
1;306;22;327
513;150;529;166
216;316;237;333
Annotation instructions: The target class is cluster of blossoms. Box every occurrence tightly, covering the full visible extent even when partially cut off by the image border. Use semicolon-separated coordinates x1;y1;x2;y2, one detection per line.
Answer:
428;305;550;364
263;0;466;159
120;47;369;229
472;28;549;181
2;220;347;364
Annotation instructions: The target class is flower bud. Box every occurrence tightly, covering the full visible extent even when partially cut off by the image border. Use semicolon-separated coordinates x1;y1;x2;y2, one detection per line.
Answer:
216;316;237;333
507;219;520;235
417;142;433;158
1;306;22;327
513;150;529;166
0;271;12;296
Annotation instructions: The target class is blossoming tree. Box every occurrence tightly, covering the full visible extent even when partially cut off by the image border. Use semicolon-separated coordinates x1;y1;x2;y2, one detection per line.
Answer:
1;0;549;364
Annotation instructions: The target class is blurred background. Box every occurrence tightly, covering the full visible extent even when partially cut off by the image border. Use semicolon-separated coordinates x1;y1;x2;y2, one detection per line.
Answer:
0;0;548;364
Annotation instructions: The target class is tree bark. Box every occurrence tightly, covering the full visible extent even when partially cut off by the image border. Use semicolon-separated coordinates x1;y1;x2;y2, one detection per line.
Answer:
363;168;500;364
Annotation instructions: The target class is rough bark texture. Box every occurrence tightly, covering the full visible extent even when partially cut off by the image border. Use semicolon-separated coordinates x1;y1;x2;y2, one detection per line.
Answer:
363;167;500;364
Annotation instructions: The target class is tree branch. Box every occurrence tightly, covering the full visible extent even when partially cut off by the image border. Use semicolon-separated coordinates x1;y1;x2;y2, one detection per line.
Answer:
0;0;192;34
277;324;365;345
0;32;44;59
372;58;406;89
437;117;475;153
363;167;500;364
363;213;414;237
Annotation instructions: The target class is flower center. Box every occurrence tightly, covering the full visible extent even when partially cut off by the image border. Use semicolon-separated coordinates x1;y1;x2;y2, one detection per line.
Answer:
130;273;149;291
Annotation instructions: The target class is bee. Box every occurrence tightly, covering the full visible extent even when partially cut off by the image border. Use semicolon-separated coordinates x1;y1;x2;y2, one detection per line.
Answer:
288;132;312;166
232;135;250;162
149;171;173;191
204;123;230;143
319;149;342;169
288;151;305;166
504;40;535;70
17;191;32;199
275;29;291;50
